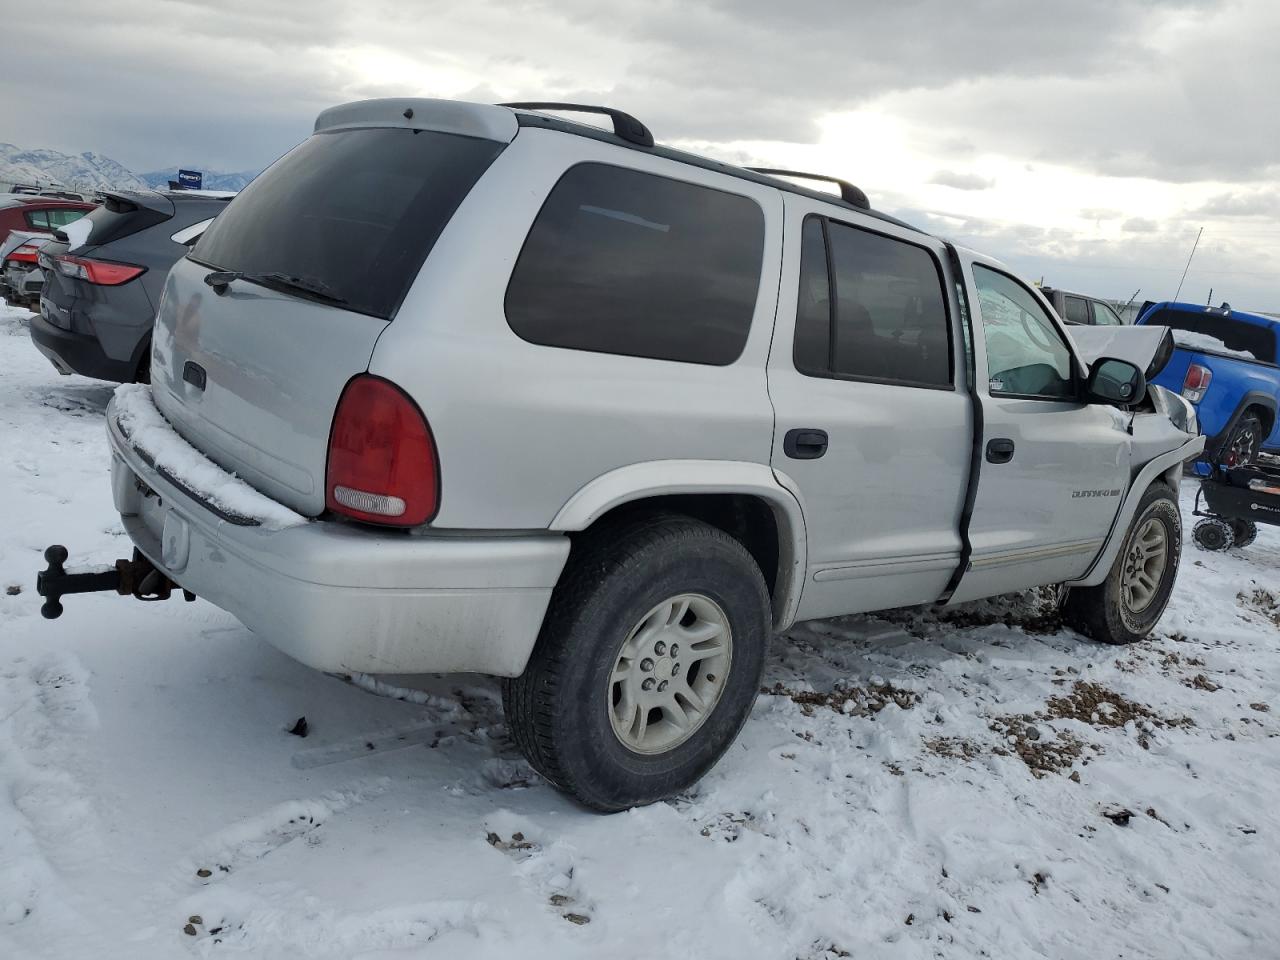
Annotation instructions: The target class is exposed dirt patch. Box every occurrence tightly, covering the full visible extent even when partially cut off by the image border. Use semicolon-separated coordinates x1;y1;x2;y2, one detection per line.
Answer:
1183;673;1221;692
877;586;1065;637
1239;588;1280;628
763;681;920;717
1046;681;1193;729
923;736;983;761
990;715;1095;778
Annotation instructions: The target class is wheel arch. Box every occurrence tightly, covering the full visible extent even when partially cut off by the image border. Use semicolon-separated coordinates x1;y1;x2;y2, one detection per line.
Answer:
1067;435;1204;587
1214;392;1276;454
550;460;807;631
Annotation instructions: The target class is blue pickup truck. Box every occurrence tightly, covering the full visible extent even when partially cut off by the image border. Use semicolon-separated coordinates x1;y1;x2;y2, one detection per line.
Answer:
1137;301;1280;465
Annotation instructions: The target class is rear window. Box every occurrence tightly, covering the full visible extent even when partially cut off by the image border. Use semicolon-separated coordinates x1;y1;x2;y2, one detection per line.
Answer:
1146;308;1277;364
192;128;505;321
505;163;765;365
72;197;169;247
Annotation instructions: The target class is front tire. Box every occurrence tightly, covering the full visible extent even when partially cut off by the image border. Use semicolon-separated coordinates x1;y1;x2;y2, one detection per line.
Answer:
502;515;771;811
1064;483;1181;645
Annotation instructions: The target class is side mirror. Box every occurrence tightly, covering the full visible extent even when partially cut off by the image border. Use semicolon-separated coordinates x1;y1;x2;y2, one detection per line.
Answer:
1087;357;1146;406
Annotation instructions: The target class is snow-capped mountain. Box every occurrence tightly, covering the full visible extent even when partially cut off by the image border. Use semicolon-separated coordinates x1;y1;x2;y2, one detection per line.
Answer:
0;142;259;194
0;143;148;192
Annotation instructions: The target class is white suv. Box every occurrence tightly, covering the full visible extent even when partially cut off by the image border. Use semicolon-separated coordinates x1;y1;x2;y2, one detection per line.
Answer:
44;99;1203;810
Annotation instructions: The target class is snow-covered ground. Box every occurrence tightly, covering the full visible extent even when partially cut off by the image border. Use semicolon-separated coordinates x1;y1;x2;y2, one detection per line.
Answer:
1;301;1277;960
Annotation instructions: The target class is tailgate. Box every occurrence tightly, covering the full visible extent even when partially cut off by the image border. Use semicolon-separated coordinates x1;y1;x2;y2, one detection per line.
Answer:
151;257;386;516
148;114;510;517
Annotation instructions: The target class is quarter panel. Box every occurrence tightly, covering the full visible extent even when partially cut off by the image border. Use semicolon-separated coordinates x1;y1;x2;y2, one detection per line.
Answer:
368;130;784;530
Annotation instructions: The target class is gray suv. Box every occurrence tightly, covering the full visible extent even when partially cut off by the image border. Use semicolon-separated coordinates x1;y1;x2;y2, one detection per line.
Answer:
30;190;229;382
57;99;1204;810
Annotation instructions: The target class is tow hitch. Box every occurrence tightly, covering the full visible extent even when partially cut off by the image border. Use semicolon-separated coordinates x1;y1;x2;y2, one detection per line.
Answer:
36;544;195;620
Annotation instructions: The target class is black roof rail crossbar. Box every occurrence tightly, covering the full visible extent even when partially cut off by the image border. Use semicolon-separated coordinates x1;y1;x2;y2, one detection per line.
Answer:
500;102;654;147
746;168;869;210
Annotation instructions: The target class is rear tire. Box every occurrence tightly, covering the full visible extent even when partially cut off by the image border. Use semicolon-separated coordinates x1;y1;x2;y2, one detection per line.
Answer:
1193;518;1234;551
1064;483;1181;645
1222;413;1262;467
502;515;771;812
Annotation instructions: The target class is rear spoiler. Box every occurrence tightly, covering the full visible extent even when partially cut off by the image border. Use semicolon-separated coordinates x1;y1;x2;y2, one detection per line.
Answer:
1066;324;1175;380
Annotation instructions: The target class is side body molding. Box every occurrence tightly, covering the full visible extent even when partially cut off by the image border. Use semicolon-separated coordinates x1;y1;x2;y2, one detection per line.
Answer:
1067;434;1205;587
550;460;809;630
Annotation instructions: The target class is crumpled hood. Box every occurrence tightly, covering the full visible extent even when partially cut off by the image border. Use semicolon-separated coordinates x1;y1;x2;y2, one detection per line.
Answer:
1067;324;1175;380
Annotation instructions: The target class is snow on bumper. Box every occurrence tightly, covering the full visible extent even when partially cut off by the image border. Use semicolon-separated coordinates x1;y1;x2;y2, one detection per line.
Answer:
105;387;570;677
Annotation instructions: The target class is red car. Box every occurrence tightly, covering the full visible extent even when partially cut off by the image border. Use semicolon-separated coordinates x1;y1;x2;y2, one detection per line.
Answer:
0;195;95;242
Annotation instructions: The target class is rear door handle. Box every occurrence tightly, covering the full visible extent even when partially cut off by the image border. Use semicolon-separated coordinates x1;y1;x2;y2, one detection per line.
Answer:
986;438;1015;463
784;428;828;460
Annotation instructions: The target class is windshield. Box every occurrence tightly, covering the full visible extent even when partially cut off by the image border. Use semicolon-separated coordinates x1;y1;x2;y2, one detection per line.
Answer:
191;127;505;320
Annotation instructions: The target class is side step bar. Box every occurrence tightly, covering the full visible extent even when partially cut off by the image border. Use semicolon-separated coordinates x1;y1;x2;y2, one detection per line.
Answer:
36;544;194;619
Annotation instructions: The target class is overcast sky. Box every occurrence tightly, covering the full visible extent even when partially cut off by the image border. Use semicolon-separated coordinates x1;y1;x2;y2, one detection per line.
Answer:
6;0;1278;308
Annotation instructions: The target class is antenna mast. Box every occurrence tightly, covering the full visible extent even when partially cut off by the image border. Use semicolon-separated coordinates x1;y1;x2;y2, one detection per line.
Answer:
1173;227;1203;302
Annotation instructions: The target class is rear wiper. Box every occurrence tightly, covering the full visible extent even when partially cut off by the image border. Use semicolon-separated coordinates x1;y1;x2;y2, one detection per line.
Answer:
203;270;347;305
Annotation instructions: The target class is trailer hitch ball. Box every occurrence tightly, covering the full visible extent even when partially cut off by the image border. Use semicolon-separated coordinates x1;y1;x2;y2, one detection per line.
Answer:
40;545;70;620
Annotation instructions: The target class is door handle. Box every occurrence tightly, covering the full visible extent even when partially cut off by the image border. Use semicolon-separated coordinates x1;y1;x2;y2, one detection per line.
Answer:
784;428;828;460
985;438;1015;464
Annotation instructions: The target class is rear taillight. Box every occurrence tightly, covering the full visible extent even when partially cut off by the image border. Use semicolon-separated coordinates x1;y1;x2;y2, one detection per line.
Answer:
1182;363;1212;403
8;242;42;263
325;375;439;527
55;255;146;286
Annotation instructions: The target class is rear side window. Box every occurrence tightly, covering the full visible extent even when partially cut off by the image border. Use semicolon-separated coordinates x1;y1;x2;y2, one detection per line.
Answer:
46;209;86;228
1064;296;1090;324
793;215;952;388
1145;308;1276;364
25;210;51;230
193;128;505;321
505;163;765;365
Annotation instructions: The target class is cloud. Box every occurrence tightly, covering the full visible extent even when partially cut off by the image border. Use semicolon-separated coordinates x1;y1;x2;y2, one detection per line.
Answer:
1192;190;1280;217
929;170;994;191
1122;217;1159;233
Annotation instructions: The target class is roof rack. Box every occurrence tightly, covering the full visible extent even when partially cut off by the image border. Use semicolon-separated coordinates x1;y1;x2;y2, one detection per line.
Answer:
746;168;869;210
500;102;654;147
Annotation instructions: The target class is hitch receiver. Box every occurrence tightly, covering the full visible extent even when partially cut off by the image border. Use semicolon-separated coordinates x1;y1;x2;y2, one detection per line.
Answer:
36;544;194;620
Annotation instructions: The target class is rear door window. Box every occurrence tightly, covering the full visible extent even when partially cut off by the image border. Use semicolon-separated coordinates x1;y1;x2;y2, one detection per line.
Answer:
793;215;952;388
192;128;506;321
505;163;765;365
1063;296;1090;324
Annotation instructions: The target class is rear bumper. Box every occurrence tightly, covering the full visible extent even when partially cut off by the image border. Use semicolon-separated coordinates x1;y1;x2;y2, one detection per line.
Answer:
29;310;137;381
106;394;570;676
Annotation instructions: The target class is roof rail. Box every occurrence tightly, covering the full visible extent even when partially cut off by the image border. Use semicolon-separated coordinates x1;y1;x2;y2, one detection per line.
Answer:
500;102;654;147
746;168;869;210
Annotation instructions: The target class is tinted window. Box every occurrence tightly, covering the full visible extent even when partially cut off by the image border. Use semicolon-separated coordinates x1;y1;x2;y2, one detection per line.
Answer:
1064;296;1090;324
25;210;50;230
1144;308;1276;364
506;164;764;365
793;216;831;374
46;209;86;228
794;216;951;387
73;197;169;246
1091;300;1122;325
973;264;1075;399
193;128;504;321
